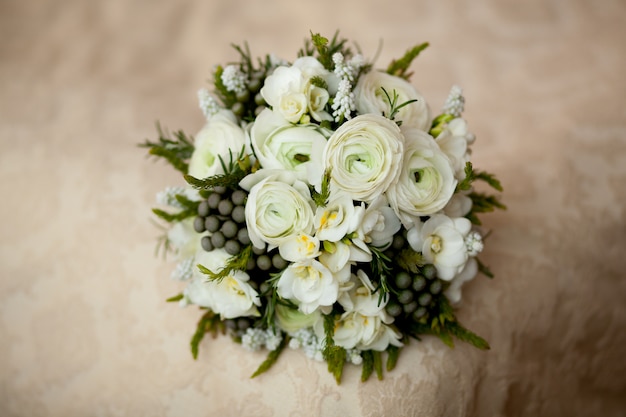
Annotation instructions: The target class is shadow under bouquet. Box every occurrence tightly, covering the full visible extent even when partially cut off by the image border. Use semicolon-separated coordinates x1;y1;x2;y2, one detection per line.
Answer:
142;32;504;383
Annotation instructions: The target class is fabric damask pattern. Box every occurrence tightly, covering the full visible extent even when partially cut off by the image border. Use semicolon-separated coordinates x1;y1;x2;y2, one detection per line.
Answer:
1;0;625;416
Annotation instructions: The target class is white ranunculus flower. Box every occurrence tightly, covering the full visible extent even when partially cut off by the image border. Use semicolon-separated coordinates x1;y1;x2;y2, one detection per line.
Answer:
386;127;457;226
323;114;404;203
354;70;431;131
188;110;246;179
250;108;329;181
407;214;472;281
444;257;478;304
276;260;339;314
184;249;260;318
240;170;315;250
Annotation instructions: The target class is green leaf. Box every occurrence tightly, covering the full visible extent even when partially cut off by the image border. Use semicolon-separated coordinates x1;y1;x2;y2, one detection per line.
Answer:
386;345;400;372
310;169;332;207
139;123;194;174
446;322;490;350
152;207;196;223
174;194;201;211
190;310;220;360
373;351;383;380
469;192;507;213
380;87;418;124
197;245;252;282
457;162;505;193
166;293;184;303
361;350;374;382
476;257;494;278
309;75;328;90
322;313;346;384
396;248;425;273
386;42;429;80
251;335;289;378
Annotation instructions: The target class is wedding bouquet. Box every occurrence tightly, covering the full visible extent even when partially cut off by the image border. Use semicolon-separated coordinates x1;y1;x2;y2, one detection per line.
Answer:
142;32;504;383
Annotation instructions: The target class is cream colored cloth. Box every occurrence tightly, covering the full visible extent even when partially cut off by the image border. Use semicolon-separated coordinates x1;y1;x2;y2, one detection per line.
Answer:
1;0;625;416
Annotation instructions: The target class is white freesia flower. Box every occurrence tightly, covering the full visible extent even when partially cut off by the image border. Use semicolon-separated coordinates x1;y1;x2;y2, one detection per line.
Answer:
354;70;431;131
240;169;315;250
279;233;321;263
318;270;402;351
443;192;473;218
167;218;203;260
444;257;478;304
277;260;339;314
386;127;457;226
250;108;329;181
314;191;360;242
184;249;260;319
357;195;402;249
435;118;475;180
323;114;404;203
407;214;472;280
187;110;246;179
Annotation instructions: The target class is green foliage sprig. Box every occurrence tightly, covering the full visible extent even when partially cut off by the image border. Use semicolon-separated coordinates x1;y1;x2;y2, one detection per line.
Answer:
184;148;254;191
191;310;226;359
251;335;289;379
386;42;429;80
197;245;252;282
310;169;332;207
380;87;418;126
396;248;425;274
302;31;352;71
152;193;200;223
409;296;490;351
370;246;394;306
139;123;194;174
322;313;347;384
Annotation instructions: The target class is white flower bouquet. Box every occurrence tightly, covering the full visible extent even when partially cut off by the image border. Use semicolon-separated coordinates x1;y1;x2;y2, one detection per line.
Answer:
142;32;505;383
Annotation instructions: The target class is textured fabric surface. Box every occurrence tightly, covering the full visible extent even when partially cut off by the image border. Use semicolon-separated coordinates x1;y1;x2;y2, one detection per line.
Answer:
1;0;625;416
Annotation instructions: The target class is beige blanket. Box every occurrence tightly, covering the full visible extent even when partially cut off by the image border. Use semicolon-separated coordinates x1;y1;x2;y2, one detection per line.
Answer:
1;0;625;415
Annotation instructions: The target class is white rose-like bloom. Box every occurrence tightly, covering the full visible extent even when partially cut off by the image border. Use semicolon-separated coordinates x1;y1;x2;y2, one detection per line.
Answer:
188;110;246;179
354;70;431;131
240;170;315;250
277;260;339;314
184;249;260;318
261;57;334;123
250;108;329;181
407;214;472;281
323;114;404;203
386;127;457;226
